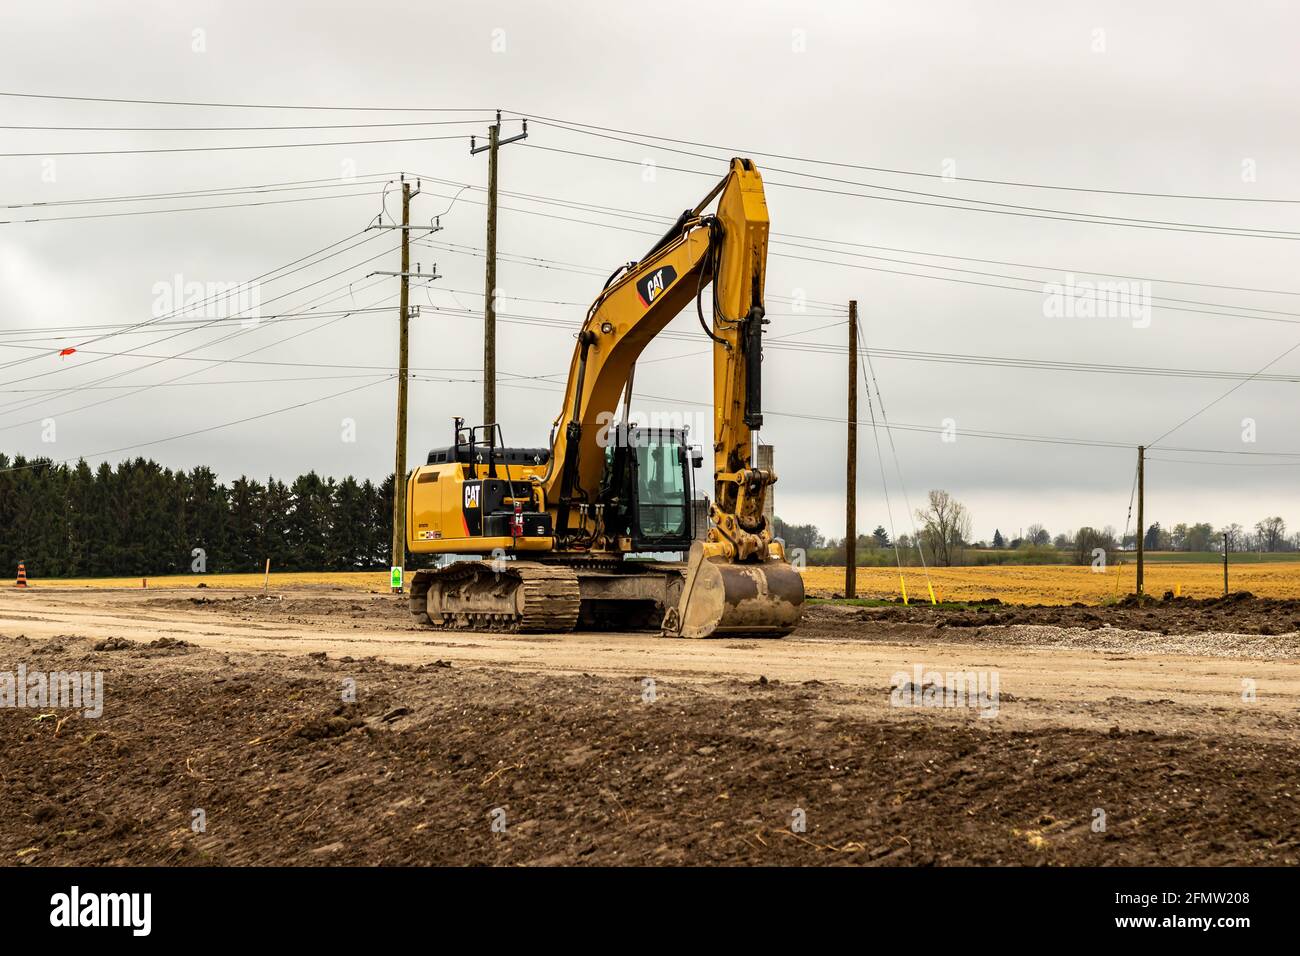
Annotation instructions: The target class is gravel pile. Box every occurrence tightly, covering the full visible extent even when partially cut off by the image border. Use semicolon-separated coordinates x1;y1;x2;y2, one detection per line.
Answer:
995;623;1300;659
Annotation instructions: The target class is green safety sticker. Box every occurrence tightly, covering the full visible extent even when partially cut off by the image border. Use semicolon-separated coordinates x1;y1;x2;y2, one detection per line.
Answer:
390;566;403;589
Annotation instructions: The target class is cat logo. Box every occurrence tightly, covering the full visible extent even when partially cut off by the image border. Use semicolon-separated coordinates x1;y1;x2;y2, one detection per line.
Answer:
464;484;481;509
636;265;678;307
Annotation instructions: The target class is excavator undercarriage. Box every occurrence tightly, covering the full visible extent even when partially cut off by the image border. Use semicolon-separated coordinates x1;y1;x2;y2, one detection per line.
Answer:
408;554;802;638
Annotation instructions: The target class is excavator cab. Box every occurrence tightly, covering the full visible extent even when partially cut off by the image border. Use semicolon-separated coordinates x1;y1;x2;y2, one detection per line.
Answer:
600;426;697;551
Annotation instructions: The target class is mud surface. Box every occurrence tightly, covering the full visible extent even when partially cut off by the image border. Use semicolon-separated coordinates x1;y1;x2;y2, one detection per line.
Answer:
2;589;1298;866
838;592;1300;637
155;589;1300;641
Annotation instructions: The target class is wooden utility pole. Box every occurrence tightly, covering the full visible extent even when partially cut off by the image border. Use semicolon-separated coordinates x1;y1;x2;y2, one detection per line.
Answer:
391;181;412;593
846;300;858;599
366;177;439;594
1135;444;1145;597
481;122;498;427
1223;531;1230;596
471;112;528;427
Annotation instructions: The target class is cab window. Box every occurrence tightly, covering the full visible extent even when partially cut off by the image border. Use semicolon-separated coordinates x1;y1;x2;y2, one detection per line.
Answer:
635;436;686;539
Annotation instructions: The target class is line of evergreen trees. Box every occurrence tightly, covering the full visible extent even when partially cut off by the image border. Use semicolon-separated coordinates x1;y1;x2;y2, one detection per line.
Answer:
0;453;396;578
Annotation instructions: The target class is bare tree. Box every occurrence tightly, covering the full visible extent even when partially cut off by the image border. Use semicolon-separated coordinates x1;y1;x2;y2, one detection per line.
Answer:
915;489;972;566
1073;526;1115;565
1255;516;1287;552
1220;523;1244;551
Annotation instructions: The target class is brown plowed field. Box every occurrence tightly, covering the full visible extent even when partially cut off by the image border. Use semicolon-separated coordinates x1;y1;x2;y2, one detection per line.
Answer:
2;587;1298;866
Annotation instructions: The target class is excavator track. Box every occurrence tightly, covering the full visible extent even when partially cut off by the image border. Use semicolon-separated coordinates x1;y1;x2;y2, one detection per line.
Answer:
409;561;580;633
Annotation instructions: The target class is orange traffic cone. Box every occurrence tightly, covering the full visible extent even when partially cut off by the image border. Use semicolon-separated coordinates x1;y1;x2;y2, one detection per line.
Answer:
15;563;28;588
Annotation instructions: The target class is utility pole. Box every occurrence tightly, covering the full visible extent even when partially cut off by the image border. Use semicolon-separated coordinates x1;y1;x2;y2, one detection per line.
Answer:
846;300;858;599
367;177;441;593
471;111;528;428
1223;531;1230;596
391;181;413;594
1136;444;1145;597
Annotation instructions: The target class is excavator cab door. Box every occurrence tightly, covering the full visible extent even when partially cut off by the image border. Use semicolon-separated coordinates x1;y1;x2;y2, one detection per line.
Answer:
628;428;693;551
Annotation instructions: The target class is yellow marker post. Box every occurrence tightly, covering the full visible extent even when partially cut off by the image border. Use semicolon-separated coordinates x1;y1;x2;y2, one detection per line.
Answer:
927;581;938;605
900;575;909;605
1176;582;1182;598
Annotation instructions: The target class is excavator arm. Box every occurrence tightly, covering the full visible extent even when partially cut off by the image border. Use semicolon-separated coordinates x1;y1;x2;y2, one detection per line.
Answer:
542;158;804;637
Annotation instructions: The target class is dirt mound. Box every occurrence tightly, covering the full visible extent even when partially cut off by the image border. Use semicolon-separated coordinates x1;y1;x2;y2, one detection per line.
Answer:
145;592;415;630
92;636;135;651
287;707;367;742
805;593;1300;640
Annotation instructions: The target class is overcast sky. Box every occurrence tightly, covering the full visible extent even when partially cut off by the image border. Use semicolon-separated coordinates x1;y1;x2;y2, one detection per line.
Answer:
2;0;1298;544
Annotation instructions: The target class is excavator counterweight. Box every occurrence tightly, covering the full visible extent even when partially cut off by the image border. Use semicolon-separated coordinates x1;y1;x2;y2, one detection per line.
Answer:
403;159;804;638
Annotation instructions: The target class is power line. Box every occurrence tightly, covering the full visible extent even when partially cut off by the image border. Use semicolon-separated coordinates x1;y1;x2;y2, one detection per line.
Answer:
0;279;398;433
14;307;1291;462
0;345;468;373
2;175;396;210
776;234;1300;300
769;250;1300;327
1146;457;1300;467
9;88;1288;206
409;185;1300;327
0;233;396;394
856;314;932;580
10;145;1289;452
0;134;471;158
529;120;1300;232
0;308;402;344
0;377;394;475
0;90;493;112
411;238;1300;383
518;142;1300;241
758;341;1300;385
0;231;384;371
772;238;1300;320
1;186;392;225
1120;463;1139;551
0;119;499;132
0;263;453;434
516;113;1300;204
0;372;396;393
413;171;1300;298
0;306;395;338
856;307;906;571
0;227;380;375
420;282;833;316
1146;338;1300;447
0;267;392;404
421;295;1300;385
7;91;1287;204
465;372;1300;457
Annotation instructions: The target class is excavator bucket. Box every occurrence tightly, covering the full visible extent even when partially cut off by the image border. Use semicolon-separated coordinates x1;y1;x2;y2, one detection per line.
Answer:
663;542;805;639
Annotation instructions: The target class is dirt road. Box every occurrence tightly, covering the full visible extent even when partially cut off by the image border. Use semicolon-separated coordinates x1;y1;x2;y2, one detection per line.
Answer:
2;587;1298;865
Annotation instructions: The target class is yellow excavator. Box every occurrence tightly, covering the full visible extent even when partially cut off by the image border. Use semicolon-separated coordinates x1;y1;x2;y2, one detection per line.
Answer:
404;158;803;637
